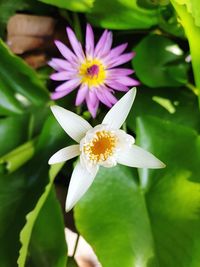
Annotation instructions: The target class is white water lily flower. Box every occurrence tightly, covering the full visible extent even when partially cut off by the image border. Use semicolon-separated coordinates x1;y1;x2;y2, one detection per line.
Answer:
49;88;165;211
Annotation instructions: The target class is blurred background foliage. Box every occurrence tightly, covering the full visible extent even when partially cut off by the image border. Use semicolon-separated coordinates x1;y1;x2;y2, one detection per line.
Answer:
0;0;200;266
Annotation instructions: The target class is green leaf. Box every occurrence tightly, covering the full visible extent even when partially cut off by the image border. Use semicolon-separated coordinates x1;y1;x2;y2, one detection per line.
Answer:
136;116;200;266
137;0;170;8
132;34;188;87
0;139;36;174
0;114;29;157
173;0;200;27
0;115;70;267
158;4;185;38
170;0;200;108
19;164;67;267
127;86;200;132
0;39;49;107
87;0;159;29
25;188;67;267
74;117;200;267
38;0;94;12
75;166;154;267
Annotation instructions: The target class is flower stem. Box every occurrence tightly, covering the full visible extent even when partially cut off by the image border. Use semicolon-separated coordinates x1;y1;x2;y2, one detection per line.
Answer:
76;105;82;115
72;234;80;258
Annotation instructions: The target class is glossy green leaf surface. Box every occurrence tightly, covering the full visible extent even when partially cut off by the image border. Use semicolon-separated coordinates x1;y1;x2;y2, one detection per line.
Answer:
0;115;70;267
132;34;188;87
75;165;154;267
0;40;49;107
75;116;200;267
87;0;159;29
127;86;200;132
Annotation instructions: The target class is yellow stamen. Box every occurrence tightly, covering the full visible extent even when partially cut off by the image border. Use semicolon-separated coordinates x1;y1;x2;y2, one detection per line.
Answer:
83;131;117;163
79;59;106;88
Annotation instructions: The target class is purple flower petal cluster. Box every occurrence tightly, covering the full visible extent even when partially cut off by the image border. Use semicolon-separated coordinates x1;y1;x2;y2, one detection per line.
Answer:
49;24;139;117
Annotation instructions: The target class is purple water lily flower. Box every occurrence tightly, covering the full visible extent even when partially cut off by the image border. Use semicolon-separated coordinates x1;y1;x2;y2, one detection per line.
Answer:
49;24;139;118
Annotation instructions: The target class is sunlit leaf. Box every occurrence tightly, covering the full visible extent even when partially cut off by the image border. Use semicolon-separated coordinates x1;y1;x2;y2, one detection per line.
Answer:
87;0;159;29
173;0;200;27
127;86;200;132
74;117;200;267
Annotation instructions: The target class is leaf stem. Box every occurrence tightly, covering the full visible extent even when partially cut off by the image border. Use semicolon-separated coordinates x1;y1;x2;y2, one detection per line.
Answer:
186;83;199;96
28;114;34;140
0;138;37;174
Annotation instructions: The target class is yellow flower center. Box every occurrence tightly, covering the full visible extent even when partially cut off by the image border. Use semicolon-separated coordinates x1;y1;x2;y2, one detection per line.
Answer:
83;130;117;163
79;59;106;88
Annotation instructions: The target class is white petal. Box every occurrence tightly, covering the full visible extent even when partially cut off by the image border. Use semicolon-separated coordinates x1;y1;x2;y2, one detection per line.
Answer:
102;87;136;129
116;130;135;150
65;160;98;211
50;106;92;143
48;145;80;165
116;145;166;169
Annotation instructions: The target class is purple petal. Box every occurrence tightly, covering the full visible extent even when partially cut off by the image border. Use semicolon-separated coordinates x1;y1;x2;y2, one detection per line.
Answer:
54;40;77;63
116;76;140;86
103;43;128;63
66;27;85;61
95;87;112;107
51;58;77;71
86;95;99;118
94;30;108;57
88;89;98;106
106;68;134;78
48;60;63;71
110;43;128;57
50;71;77;81
51;87;78;100
75;85;88;106
95;31;113;58
102;43;128;65
104;89;118;105
105;80;129;92
85;24;94;59
55;79;81;92
107;52;135;68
